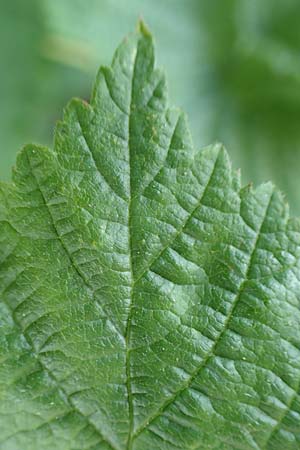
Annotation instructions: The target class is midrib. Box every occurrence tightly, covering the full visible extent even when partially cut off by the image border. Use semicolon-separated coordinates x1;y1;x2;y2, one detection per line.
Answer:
125;40;139;450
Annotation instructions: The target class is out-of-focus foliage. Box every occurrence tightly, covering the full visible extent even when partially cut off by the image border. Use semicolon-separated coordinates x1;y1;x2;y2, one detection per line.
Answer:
0;0;90;177
197;0;300;215
1;0;300;213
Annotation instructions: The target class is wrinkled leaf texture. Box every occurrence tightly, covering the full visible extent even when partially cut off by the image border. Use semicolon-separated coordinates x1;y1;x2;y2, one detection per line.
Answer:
1;23;300;450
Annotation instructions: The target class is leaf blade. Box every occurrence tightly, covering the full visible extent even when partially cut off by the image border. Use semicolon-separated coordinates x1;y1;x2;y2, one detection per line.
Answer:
1;25;300;450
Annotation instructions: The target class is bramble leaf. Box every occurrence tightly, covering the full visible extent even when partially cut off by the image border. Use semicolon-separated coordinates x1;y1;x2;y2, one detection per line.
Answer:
1;24;300;450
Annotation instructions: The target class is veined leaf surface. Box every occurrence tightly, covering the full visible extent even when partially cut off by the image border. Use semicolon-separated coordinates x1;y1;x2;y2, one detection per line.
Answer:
1;24;300;450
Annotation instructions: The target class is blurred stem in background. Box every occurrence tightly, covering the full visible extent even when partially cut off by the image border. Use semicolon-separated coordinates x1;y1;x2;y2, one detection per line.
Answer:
1;0;300;213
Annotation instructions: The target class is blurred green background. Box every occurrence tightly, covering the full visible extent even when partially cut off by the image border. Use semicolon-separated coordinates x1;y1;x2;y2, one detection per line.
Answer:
1;0;300;213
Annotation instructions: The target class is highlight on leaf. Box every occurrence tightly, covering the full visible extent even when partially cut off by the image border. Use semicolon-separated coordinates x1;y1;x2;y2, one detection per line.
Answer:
0;21;300;450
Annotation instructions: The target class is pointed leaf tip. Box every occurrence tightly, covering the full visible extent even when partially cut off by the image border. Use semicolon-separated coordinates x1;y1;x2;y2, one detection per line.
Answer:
136;18;151;38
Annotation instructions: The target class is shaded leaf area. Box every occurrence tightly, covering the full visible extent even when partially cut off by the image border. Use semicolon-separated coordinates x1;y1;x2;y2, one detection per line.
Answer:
1;25;300;450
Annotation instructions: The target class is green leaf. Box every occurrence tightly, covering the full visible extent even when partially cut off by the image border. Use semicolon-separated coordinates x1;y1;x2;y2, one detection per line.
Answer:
41;0;300;215
3;1;300;214
1;24;300;450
